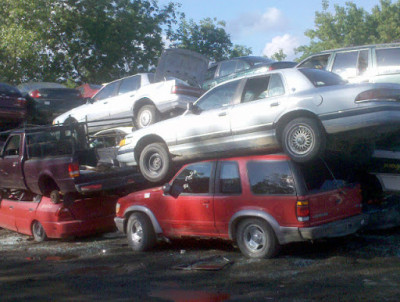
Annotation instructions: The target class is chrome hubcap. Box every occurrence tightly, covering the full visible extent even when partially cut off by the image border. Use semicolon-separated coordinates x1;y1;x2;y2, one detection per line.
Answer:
130;221;143;244
139;110;152;127
288;125;314;154
148;153;162;172
244;225;266;252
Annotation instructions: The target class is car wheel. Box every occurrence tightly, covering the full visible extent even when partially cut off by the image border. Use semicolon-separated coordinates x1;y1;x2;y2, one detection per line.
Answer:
135;105;159;129
126;213;156;252
139;142;171;183
236;218;279;259
50;190;61;204
282;117;325;163
32;221;47;242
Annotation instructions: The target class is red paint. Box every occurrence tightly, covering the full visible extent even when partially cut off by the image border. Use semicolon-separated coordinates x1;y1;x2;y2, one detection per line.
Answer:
0;195;117;239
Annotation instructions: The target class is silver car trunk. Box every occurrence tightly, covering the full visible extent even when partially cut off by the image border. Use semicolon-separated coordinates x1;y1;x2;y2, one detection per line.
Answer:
155;49;209;87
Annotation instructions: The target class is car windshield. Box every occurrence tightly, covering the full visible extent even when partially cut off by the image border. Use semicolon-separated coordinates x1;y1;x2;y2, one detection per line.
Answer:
299;68;346;87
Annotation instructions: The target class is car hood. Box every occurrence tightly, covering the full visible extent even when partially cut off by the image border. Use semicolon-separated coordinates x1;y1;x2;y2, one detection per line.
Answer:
155;49;209;87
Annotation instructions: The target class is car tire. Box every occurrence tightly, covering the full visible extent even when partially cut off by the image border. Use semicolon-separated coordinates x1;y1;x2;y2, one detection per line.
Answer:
50;190;61;204
282;117;325;163
126;213;156;252
32;221;47;242
135;105;159;129
139;142;171;183
236;218;279;259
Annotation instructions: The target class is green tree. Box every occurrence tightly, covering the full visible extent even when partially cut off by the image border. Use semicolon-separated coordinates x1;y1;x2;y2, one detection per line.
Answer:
270;49;287;61
168;17;252;62
0;0;179;85
295;0;376;60
371;0;400;43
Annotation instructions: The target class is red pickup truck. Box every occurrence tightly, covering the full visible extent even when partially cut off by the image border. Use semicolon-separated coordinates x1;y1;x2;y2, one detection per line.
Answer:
0;124;144;203
115;154;368;258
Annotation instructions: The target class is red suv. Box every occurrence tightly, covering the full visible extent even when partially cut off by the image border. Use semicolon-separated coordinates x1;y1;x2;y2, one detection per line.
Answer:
115;154;367;258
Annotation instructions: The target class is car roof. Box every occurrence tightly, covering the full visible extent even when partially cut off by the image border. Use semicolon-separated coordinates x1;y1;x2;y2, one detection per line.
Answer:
303;42;400;56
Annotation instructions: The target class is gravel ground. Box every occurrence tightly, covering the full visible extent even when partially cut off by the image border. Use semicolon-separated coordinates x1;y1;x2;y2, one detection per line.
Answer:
1;225;400;301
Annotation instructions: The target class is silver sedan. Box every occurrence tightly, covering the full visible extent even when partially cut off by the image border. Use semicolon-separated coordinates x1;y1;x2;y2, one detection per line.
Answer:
117;68;400;183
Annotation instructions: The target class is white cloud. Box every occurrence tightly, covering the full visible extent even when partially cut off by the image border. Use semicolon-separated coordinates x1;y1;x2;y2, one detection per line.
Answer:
262;34;300;60
228;7;287;38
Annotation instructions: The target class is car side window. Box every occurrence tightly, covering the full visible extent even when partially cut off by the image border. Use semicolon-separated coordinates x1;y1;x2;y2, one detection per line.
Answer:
93;81;120;101
298;54;330;70
119;76;141;95
173;162;213;194
241;74;284;103
219;60;237;77
235;60;250;72
217;161;241;194
376;47;400;74
247;161;295;195
205;65;218;81
196;80;240;111
332;51;359;78
3;135;20;157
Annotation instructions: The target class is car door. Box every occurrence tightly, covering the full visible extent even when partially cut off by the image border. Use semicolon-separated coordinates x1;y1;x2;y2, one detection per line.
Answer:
229;74;287;149
0;198;17;230
14;197;41;235
86;80;121;125
174;79;241;156
107;75;141;122
160;162;217;236
0;134;25;189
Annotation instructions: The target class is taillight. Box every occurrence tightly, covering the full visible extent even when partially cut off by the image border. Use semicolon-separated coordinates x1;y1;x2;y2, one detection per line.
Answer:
30;89;42;98
68;163;80;178
355;88;400;103
171;85;203;97
17;97;27;106
57;207;74;221
296;200;310;222
116;203;120;214
268;66;276;71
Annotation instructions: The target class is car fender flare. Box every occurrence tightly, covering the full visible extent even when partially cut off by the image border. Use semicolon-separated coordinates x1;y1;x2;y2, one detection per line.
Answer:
123;205;163;234
229;210;285;244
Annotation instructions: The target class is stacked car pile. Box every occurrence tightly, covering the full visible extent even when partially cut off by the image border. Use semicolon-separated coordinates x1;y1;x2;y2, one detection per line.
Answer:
1;45;400;259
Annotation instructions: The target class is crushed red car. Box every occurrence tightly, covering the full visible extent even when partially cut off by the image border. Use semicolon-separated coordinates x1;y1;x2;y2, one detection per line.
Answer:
115;154;368;258
0;190;117;241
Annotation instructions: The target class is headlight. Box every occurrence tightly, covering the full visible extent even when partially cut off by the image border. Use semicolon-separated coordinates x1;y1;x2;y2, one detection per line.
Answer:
119;138;126;147
119;137;133;147
115;203;120;214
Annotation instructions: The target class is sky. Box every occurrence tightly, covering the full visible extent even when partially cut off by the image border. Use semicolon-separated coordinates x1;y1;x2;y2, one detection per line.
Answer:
158;0;380;60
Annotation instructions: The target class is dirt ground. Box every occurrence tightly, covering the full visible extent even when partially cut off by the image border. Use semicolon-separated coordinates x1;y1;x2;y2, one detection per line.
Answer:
1;225;400;302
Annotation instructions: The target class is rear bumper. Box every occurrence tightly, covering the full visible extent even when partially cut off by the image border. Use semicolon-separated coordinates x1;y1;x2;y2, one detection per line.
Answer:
298;214;368;240
43;214;116;238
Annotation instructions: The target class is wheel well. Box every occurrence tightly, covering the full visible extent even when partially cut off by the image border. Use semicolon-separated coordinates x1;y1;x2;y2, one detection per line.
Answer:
275;111;325;143
64;117;78;124
38;176;59;196
133;98;156;116
230;216;274;242
134;135;167;163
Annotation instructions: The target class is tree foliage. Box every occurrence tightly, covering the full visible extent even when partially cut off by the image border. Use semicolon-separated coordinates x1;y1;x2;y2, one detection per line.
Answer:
296;0;400;61
0;0;179;85
270;49;287;61
167;17;252;62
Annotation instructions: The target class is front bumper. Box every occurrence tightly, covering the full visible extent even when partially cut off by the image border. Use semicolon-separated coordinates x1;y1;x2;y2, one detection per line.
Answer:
114;217;125;233
298;214;368;240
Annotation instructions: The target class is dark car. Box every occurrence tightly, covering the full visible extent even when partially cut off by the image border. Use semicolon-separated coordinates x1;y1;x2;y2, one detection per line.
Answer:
202;56;297;90
0;83;27;131
18;82;84;124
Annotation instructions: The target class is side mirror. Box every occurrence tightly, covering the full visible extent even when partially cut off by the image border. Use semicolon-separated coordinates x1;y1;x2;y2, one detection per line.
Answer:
163;183;183;198
187;102;201;115
85;97;94;104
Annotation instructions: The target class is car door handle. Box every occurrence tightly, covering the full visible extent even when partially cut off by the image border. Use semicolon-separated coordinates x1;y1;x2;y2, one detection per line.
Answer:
13;162;18;167
29;208;34;212
9;206;13;209
202;201;210;208
270;102;280;107
218;111;227;117
103;102;108;104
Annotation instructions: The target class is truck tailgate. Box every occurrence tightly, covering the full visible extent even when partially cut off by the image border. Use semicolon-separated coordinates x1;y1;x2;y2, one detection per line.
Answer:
74;166;147;193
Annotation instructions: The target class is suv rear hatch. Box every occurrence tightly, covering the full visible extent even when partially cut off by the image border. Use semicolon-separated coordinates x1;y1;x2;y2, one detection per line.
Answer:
296;160;362;225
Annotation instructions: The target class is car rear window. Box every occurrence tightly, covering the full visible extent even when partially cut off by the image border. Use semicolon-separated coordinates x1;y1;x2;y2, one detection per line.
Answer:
297;160;346;193
299;68;346;87
247;160;295;195
0;83;21;95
